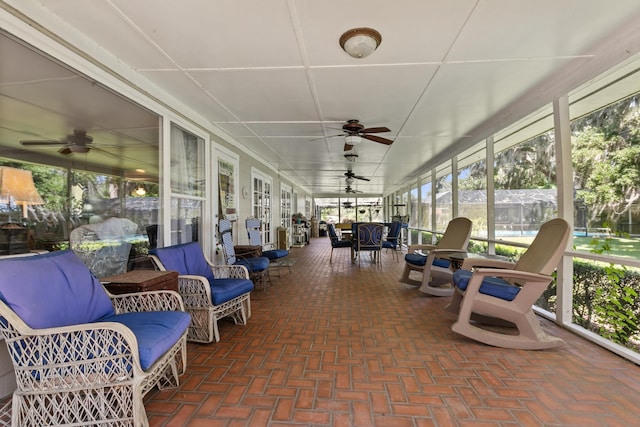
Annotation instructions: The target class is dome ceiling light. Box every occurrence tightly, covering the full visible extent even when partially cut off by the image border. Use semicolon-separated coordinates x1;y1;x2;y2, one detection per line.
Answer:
339;27;382;59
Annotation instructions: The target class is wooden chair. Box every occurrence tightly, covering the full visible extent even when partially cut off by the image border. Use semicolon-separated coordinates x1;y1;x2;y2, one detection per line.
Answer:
446;218;570;349
150;242;254;343
400;217;472;296
0;250;190;426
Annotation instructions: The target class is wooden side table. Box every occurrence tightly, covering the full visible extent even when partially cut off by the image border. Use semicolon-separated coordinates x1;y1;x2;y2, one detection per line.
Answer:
101;270;179;294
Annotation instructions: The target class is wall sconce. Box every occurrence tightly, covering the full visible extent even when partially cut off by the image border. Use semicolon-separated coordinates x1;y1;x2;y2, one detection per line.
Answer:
339;27;382;59
0;166;44;220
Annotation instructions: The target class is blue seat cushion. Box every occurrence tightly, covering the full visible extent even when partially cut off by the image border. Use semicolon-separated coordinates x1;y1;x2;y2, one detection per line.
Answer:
262;249;289;260
382;241;397;249
452;269;521;301
150;242;215;284
235;256;270;273
404;253;451;268
102;311;191;370
0;250;115;329
332;240;353;248
210;278;254;305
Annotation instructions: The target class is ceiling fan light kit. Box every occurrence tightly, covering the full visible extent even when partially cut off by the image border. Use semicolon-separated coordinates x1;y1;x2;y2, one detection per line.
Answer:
344;135;362;145
339;27;382;59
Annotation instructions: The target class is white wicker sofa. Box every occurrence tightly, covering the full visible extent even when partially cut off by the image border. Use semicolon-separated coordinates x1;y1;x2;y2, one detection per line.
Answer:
0;250;190;426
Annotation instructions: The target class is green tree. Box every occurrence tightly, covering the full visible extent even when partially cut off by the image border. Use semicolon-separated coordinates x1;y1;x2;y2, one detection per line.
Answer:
572;96;640;223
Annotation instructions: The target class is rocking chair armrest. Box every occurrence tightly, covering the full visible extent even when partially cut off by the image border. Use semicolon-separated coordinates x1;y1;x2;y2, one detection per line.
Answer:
208;263;250;279
462;268;555;308
408;244;436;254
110;290;185;314
468;267;551;283
460;258;516;270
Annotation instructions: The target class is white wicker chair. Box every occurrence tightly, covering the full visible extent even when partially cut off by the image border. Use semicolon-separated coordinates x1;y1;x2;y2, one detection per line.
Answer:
0;250;190;426
149;241;254;343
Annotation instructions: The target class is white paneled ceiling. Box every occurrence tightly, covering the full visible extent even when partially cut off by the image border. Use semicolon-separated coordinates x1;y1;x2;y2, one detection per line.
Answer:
2;0;640;195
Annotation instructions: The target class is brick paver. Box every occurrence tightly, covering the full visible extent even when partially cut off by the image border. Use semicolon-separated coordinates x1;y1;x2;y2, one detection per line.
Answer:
145;237;640;426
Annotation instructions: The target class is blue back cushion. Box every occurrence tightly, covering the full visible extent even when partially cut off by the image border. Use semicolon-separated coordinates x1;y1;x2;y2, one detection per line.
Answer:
150;242;215;285
0;250;115;329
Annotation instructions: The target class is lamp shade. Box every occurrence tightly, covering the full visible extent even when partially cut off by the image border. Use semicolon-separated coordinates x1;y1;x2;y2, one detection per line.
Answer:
0;167;44;218
339;27;382;59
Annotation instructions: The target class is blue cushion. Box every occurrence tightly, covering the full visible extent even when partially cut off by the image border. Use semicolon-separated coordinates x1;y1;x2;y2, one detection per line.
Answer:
262;249;289;260
150;242;215;284
332;240;353;248
210;278;254;305
103;311;191;370
452;269;521;301
405;253;426;266
382;241;397;249
404;253;451;269
235;256;270;273
0;251;115;329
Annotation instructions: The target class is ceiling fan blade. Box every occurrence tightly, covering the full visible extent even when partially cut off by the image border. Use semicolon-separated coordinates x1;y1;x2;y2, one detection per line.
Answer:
344;143;354;151
354;175;370;181
58;147;72;155
362;134;393;145
360;126;390;133
20;140;65;146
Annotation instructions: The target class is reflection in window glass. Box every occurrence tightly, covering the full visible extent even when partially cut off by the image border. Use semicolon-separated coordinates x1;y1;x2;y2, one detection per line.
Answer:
170;197;202;245
170;124;204;197
170;124;204;244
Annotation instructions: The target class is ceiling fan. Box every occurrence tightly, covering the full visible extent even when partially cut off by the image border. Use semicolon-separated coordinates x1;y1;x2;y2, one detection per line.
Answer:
344;170;370;182
344;185;362;194
20;129;94;155
330;119;393;151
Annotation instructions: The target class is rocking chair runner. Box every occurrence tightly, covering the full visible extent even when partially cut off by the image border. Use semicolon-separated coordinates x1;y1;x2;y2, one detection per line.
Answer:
446;218;571;350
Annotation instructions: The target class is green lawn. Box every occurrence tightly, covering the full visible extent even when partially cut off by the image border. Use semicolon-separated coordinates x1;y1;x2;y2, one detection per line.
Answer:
495;235;640;259
573;235;640;259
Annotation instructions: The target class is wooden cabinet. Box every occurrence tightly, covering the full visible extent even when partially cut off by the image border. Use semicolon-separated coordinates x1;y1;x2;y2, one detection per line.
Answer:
278;228;290;250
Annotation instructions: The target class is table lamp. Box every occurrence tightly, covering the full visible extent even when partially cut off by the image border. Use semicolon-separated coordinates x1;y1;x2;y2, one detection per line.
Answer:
0;166;45;221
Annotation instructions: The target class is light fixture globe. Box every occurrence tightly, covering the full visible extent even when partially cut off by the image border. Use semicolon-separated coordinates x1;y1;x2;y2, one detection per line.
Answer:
344;135;363;145
339;27;382;59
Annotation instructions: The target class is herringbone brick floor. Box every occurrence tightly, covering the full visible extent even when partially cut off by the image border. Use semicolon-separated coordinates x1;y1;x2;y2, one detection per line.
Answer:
145;237;640;426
